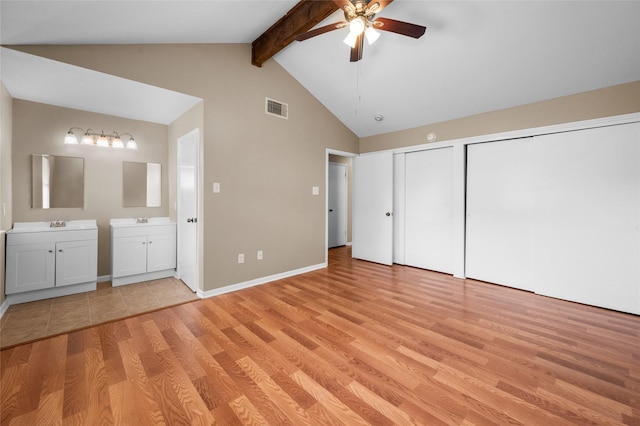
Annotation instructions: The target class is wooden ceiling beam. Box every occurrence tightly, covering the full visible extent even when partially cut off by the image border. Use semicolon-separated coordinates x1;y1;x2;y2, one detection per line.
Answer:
252;0;339;67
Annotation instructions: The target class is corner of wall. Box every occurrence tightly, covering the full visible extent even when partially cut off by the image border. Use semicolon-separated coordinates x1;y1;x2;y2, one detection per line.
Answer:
0;81;14;308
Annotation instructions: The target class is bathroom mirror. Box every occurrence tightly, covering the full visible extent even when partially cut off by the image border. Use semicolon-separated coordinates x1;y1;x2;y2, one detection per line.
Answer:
123;161;161;207
32;154;84;209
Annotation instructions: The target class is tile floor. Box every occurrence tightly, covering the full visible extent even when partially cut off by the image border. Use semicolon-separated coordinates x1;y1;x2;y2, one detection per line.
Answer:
0;277;199;349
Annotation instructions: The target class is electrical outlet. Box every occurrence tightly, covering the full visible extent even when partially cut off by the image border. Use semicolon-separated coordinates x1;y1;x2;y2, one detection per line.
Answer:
312;186;320;195
257;250;263;260
213;182;221;193
238;253;244;264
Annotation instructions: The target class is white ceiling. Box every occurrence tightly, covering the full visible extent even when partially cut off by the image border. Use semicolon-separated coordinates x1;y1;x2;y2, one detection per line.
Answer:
1;1;639;136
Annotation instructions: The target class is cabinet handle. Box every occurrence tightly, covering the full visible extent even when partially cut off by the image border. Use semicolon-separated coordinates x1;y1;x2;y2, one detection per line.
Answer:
58;249;63;253
48;250;53;253
142;242;146;245
149;241;153;244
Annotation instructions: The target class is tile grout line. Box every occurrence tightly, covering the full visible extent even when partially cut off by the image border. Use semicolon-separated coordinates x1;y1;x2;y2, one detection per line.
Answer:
43;300;54;335
117;286;130;316
85;291;93;326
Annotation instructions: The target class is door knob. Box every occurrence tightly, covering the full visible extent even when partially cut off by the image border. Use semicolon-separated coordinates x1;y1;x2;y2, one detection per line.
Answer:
329;209;334;212
187;218;198;223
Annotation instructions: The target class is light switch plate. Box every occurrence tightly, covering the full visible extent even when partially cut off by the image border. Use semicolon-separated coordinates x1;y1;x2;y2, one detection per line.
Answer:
312;186;319;195
213;182;220;193
238;253;244;264
257;250;263;260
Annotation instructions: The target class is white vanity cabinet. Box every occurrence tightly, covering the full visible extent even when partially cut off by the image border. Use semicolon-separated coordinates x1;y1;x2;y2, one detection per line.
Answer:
110;218;176;286
5;221;98;304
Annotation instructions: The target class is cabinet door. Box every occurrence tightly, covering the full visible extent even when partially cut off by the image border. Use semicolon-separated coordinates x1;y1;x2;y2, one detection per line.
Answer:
112;235;148;277
5;243;56;294
147;233;177;273
55;240;97;287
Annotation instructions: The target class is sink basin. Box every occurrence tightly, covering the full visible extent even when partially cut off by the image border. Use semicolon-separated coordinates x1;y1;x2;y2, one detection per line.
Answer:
9;220;98;233
110;217;173;228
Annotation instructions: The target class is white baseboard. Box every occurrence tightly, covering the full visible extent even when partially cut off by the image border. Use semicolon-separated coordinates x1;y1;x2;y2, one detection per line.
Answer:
98;275;111;283
200;262;327;299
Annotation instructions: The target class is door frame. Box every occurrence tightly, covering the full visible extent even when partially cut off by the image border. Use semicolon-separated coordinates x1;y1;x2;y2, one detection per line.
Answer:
177;128;201;294
325;149;357;264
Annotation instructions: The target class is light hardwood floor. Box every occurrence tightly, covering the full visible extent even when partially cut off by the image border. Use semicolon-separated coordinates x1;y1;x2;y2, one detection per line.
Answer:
1;246;639;425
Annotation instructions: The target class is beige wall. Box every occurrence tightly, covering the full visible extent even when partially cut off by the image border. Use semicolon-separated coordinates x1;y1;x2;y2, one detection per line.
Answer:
12;100;169;277
12;44;360;292
0;82;13;307
360;81;640;152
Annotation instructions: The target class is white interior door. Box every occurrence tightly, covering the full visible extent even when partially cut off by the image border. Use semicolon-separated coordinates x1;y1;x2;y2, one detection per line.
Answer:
328;162;347;248
405;148;454;274
353;151;393;265
177;129;199;293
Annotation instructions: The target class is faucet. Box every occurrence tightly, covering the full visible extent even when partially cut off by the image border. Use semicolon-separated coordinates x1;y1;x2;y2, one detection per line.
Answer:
136;217;149;224
50;220;66;228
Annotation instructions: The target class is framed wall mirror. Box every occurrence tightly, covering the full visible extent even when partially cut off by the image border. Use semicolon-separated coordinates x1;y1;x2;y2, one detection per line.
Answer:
123;161;161;207
32;154;84;209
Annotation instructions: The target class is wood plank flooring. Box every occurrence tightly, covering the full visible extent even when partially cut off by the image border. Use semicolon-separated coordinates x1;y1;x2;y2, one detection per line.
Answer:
1;246;639;425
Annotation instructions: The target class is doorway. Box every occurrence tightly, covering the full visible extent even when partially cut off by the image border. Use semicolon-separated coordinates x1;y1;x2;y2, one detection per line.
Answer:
177;129;199;293
326;151;356;262
328;162;347;248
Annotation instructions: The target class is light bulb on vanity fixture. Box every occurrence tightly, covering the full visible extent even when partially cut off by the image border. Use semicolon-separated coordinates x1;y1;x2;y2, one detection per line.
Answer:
96;131;110;147
63;127;138;150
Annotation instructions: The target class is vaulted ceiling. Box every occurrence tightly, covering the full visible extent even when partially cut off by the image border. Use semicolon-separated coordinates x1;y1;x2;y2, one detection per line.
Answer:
1;1;639;137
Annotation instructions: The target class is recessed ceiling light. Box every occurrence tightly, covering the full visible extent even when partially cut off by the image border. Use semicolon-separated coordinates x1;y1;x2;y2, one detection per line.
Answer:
374;114;384;122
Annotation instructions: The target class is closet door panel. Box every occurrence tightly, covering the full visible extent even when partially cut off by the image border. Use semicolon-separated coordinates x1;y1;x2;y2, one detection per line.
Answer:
533;123;640;314
405;148;454;274
466;139;534;291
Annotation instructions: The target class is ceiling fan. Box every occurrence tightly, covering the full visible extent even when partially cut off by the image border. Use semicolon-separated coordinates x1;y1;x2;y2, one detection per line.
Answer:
293;0;426;62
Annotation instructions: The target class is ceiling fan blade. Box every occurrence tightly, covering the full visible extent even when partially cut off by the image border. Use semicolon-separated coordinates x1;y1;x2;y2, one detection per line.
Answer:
294;22;348;42
350;32;364;62
374;17;426;39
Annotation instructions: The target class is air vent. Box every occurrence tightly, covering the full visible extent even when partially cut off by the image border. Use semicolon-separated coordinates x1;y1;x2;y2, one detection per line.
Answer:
265;97;288;119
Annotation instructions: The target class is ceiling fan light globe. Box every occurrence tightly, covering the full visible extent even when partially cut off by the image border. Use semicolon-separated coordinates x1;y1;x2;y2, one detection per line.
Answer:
365;27;380;45
349;17;365;35
343;32;358;48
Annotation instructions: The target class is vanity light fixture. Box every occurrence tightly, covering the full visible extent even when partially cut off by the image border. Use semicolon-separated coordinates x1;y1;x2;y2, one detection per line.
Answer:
64;128;137;150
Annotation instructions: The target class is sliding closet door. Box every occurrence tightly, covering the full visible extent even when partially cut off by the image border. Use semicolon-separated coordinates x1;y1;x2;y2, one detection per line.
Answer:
404;148;454;274
532;123;640;313
466;138;534;291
